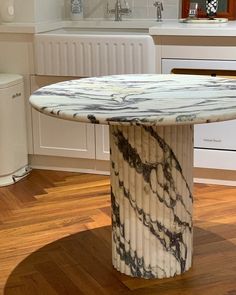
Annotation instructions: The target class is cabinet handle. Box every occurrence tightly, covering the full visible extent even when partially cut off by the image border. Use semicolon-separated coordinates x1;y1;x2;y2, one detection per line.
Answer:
12;92;21;99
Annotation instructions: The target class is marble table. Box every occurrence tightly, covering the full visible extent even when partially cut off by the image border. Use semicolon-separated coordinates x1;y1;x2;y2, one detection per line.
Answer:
29;74;236;279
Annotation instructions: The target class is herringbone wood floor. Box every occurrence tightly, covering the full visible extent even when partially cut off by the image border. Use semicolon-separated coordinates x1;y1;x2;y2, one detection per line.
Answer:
0;169;235;295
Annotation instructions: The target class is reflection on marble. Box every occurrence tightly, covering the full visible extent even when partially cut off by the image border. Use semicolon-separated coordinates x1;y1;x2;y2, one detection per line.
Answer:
30;74;236;126
110;124;193;278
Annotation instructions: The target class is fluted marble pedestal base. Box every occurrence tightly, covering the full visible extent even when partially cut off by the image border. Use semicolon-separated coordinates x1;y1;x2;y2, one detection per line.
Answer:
110;125;193;279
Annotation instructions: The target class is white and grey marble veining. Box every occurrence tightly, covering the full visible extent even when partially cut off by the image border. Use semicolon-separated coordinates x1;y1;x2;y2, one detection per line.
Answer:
30;74;236;126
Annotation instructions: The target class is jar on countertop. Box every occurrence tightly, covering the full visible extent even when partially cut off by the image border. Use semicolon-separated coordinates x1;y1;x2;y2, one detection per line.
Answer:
70;0;83;21
206;0;218;19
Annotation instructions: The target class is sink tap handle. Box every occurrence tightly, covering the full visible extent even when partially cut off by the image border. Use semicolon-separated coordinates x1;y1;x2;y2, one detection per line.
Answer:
153;1;163;10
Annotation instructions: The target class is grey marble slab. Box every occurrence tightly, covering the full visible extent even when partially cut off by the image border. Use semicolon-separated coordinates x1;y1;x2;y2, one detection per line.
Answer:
29;74;236;126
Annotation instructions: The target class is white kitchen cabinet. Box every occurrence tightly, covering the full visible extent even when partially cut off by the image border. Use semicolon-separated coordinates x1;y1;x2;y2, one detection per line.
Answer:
31;75;95;159
32;110;95;158
162;58;236;170
95;125;110;161
32;31;156;164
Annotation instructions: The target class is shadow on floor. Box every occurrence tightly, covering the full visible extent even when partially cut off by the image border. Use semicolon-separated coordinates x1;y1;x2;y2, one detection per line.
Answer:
4;224;236;295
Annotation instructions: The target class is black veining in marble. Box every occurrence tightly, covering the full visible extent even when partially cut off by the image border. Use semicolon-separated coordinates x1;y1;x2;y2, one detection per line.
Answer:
111;125;193;276
111;191;167;278
30;75;236;126
112;127;193;205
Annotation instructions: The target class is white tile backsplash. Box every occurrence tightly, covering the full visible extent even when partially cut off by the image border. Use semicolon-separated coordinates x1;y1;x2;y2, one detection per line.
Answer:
65;0;180;20
3;0;65;23
35;0;65;22
7;0;180;24
84;0;107;19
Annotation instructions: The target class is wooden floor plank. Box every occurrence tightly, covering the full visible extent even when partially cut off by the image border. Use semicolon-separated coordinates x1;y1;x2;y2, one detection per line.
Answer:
0;169;236;294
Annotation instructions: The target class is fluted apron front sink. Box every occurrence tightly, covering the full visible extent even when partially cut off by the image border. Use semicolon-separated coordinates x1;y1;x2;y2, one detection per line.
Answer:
35;28;156;77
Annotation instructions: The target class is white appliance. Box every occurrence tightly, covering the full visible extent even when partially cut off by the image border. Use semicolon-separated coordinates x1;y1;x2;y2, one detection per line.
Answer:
0;74;30;186
162;59;236;170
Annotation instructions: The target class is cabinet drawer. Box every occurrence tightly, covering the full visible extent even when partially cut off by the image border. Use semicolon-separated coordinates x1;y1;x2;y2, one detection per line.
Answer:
194;120;236;151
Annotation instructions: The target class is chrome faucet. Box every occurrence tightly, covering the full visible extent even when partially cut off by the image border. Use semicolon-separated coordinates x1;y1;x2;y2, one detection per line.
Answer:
107;0;132;21
153;1;163;22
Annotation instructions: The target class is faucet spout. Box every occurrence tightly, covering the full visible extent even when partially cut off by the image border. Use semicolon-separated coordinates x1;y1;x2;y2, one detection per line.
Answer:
107;0;132;21
153;1;163;22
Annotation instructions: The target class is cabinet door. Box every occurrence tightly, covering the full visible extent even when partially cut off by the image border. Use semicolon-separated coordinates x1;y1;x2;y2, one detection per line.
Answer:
95;125;110;160
32;110;95;158
31;76;95;159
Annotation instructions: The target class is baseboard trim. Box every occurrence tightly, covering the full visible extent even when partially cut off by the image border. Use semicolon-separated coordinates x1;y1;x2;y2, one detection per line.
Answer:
29;154;110;175
194;178;236;186
29;155;236;185
194;167;236;186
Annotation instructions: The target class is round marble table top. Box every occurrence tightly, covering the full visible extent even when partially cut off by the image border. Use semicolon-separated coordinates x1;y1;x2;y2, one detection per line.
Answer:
29;74;236;126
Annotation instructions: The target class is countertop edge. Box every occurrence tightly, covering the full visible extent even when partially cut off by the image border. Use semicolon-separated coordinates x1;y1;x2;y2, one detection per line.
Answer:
2;19;236;37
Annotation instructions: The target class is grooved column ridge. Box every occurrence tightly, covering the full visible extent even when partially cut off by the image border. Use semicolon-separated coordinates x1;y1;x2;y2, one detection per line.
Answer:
110;124;193;279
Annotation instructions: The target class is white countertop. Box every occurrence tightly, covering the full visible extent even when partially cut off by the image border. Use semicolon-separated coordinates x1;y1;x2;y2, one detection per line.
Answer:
0;19;158;34
0;22;36;33
0;21;63;34
149;20;236;37
2;19;236;36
